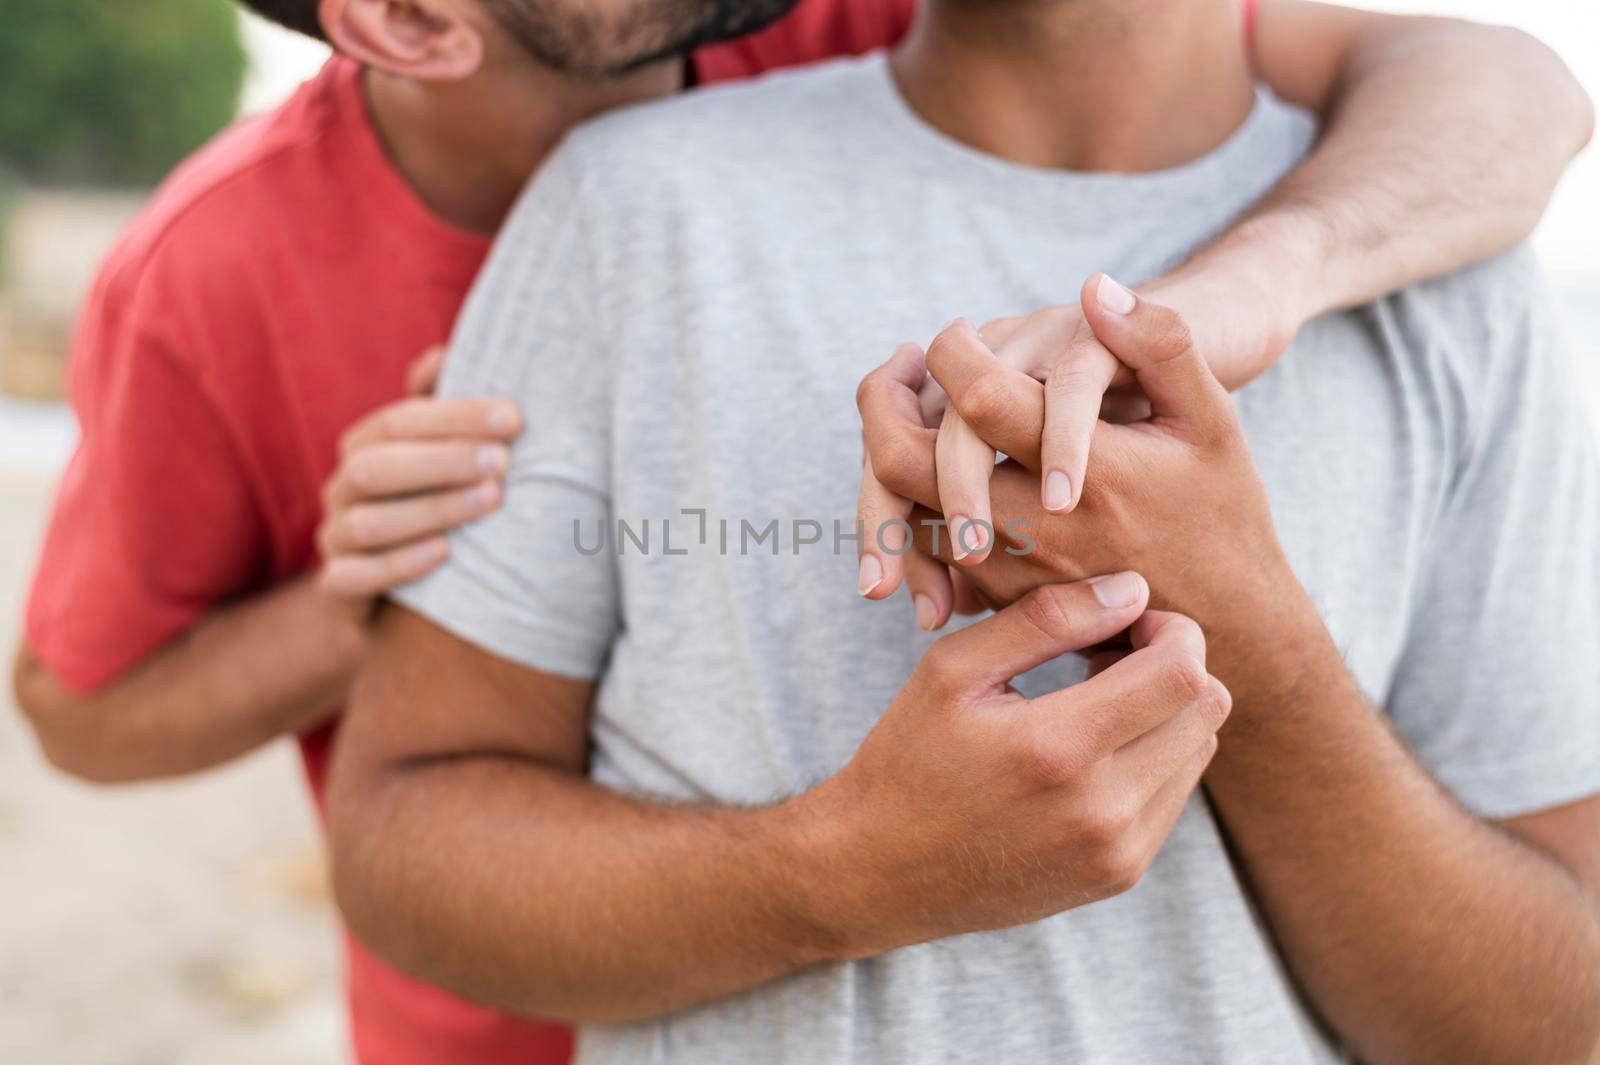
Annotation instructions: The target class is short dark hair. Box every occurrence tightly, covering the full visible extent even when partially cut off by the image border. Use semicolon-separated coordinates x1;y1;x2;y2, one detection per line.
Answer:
238;1;326;41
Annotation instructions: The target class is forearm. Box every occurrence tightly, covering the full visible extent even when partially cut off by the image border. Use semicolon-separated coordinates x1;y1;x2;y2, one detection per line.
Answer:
1204;591;1600;1065
329;754;848;1024
1151;13;1592;390
1252;14;1591;325
15;576;364;783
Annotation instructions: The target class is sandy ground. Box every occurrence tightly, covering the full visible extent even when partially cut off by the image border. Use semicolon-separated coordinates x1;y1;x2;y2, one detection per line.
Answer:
0;447;347;1063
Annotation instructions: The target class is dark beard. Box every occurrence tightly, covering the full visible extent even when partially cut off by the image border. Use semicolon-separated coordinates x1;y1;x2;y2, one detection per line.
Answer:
484;0;804;77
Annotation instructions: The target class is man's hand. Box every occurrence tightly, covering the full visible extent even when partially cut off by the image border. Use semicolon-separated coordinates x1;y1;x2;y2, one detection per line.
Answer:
317;346;523;607
856;268;1302;630
803;579;1231;955
330;578;1230;1021
861;277;1300;667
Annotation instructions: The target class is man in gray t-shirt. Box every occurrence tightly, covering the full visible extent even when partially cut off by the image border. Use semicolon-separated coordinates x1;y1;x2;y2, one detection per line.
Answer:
328;3;1600;1063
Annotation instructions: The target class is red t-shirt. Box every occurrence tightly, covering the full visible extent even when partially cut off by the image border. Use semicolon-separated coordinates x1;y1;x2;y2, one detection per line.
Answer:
23;3;912;1064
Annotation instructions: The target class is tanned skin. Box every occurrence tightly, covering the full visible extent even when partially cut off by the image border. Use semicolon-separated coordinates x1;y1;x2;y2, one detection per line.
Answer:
14;1;1593;783
858;273;1600;1064
327;2;1600;1061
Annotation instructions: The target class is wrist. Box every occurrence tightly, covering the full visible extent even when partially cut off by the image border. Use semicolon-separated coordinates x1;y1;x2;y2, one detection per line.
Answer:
1212;206;1336;328
280;576;370;719
1150;208;1330;384
1203;565;1347;728
771;778;902;966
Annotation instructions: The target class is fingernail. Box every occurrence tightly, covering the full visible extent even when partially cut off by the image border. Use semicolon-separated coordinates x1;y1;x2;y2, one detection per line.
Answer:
858;554;884;597
478;445;510;475
486;405;519;434
1089;571;1143;609
1043;470;1074;513
943;317;972;333
1097;275;1137;315
914;593;939;632
949;514;972;561
467;482;498;513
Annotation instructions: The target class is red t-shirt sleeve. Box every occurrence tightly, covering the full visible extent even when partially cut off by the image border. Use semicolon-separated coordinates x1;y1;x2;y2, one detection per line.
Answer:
25;245;267;695
694;0;916;83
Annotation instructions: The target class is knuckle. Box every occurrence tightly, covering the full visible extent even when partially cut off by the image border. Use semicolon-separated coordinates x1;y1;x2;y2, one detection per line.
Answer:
960;370;1018;430
874;431;930;496
924;327;961;378
919;636;967;696
341;454;380;497
314;522;336;560
341;508;380;550
337;425;362;457
1200;678;1233;732
1153;647;1209;705
1016;738;1077;788
1098;839;1149;896
1074;797;1134;854
320;476;341;511
371;406;404;440
1016;586;1077;644
1045;361;1099;397
855;370;887;413
1149;311;1196;365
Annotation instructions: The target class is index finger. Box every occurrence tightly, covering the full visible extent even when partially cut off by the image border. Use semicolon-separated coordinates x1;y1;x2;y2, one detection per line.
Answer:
1039;330;1118;514
342;396;523;455
1038;610;1210;754
926;326;1046;470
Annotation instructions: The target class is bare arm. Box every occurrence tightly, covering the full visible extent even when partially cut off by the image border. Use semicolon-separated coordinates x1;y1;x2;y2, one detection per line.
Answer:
12;354;520;784
325;607;830;1023
328;590;1228;1023
1204;607;1600;1065
1169;1;1595;381
13;577;364;783
912;6;1594;595
872;287;1600;1065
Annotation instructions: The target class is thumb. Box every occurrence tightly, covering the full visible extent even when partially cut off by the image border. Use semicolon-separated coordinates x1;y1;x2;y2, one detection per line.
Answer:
927;573;1149;693
1079;274;1231;438
407;345;449;397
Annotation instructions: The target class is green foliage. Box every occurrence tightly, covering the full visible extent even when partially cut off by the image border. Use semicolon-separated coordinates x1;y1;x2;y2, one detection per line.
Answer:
0;0;246;187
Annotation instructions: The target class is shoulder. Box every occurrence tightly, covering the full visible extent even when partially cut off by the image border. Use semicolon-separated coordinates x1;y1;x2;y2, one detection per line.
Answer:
1384;244;1557;382
1369;245;1577;462
86;61;354;355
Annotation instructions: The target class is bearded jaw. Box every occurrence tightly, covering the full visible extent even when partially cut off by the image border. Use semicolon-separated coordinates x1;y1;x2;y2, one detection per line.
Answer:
482;0;802;76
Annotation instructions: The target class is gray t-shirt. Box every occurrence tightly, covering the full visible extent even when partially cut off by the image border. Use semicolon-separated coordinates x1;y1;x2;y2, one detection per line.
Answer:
398;54;1600;1065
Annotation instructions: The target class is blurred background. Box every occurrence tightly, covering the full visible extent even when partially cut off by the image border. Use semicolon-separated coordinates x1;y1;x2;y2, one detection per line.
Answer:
0;2;1596;1062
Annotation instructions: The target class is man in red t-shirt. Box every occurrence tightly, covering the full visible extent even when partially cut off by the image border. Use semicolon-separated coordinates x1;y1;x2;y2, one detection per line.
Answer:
10;0;1593;1063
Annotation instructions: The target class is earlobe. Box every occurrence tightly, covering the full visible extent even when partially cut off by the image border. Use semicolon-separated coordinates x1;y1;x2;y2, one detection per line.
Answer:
320;0;484;82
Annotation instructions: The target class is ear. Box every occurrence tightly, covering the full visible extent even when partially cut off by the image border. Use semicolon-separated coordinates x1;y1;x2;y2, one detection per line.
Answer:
320;0;485;81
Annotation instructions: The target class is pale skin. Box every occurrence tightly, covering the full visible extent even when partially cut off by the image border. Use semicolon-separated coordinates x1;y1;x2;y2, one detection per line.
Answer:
327;0;1597;1052
854;278;1600;1064
10;0;1594;785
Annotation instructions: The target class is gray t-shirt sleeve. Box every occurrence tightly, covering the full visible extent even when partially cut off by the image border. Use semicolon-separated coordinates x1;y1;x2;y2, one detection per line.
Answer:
1384;251;1600;819
392;148;619;681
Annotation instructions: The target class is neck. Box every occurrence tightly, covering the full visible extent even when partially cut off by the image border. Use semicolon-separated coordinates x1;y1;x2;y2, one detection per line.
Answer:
364;58;684;235
891;0;1254;172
